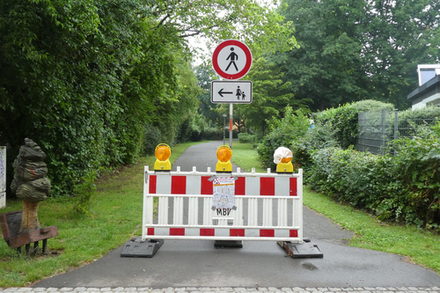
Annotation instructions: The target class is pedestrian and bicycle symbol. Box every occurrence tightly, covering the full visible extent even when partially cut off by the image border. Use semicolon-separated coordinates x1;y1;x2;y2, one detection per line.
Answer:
212;40;252;80
211;81;252;104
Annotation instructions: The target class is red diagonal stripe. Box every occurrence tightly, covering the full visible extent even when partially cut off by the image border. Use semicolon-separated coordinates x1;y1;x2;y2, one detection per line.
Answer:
170;228;185;236
200;228;215;236
149;175;157;194
260;177;275;196
235;177;245;195
230;229;245;237
290;177;297;196
260;229;275;237
201;176;213;195
171;176;186;194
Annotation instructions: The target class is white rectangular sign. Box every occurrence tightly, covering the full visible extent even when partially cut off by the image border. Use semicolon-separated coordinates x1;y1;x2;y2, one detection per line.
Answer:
0;146;6;208
211;80;252;104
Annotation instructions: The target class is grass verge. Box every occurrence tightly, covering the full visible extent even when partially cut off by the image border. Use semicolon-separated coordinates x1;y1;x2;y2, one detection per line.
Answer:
0;141;203;287
232;142;440;274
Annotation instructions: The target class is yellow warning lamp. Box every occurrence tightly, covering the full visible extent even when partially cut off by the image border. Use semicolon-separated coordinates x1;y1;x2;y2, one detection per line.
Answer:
274;147;294;173
154;143;172;171
215;145;232;173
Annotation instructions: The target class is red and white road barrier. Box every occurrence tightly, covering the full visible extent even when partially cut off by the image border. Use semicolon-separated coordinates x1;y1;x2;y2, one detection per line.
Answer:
142;167;303;242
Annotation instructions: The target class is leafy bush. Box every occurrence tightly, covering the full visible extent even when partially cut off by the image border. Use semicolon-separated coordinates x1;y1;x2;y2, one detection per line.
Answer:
315;100;394;148
238;133;257;143
308;122;440;229
291;120;339;169
397;107;440;138
257;107;310;169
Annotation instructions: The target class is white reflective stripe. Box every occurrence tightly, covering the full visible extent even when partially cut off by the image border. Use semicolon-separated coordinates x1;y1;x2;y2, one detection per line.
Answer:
156;228;169;235
186;228;199;236
245;228;259;237
203;197;212;225
275;177;289;227
298;169;304;239
157;174;171;224
293;199;300;228
156;174;171;194
275;176;289;197
275;229;289;238
246;176;259;226
234;197;243;225
277;198;287;226
173;197;183;225
215;228;229;237
262;198;272;226
186;176;201;225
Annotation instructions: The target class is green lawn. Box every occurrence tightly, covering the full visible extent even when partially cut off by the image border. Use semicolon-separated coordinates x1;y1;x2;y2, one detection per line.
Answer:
231;142;440;274
0;141;203;287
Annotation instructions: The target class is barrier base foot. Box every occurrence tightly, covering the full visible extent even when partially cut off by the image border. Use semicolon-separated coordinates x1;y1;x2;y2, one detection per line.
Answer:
214;240;243;248
277;241;323;258
120;237;164;258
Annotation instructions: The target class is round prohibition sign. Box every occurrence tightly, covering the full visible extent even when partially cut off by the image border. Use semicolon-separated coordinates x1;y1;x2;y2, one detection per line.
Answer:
212;40;252;80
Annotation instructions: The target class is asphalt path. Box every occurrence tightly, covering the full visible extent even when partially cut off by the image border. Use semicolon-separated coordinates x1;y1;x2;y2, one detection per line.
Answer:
34;141;440;288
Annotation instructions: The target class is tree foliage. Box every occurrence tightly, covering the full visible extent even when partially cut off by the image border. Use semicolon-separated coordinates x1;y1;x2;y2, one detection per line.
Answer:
279;0;440;110
0;0;293;196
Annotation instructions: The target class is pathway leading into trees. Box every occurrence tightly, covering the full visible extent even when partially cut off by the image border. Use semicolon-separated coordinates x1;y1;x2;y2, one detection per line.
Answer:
34;141;440;288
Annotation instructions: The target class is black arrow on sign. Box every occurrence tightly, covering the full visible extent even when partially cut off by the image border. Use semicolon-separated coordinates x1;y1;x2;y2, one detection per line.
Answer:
218;88;233;97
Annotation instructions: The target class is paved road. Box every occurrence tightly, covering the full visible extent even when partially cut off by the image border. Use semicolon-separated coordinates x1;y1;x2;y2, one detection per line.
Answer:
34;141;440;288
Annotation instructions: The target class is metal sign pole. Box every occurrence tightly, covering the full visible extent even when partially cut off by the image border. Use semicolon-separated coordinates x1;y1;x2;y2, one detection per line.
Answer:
229;103;233;148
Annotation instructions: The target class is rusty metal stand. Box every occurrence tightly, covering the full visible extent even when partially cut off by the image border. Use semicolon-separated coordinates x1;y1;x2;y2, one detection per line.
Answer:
0;211;58;255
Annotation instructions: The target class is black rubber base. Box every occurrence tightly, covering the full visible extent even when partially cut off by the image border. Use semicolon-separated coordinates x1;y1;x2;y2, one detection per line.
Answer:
214;240;243;248
277;241;323;258
120;237;164;258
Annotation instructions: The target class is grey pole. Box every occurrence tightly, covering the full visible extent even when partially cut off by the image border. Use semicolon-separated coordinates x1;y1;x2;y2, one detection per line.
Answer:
222;114;227;145
229;104;233;148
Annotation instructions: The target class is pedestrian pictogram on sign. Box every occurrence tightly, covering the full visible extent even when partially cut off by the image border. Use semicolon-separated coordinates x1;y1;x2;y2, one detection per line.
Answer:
211;80;252;104
212;40;252;80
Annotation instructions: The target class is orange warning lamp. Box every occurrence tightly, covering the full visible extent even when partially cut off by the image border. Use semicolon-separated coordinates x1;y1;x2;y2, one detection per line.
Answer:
154;143;172;171
216;145;232;172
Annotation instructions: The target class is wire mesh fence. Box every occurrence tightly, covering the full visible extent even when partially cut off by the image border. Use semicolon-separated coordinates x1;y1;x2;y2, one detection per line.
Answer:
356;109;439;155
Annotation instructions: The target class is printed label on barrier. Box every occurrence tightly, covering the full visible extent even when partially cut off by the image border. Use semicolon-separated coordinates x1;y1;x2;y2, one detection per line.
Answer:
211;176;236;218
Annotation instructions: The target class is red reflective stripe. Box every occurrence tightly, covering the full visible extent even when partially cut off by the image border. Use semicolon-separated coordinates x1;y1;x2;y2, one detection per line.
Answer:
289;229;298;237
200;228;215;236
149;175;157;194
170;228;185;236
290;178;297;196
147;228;155;235
260;229;275;237
230;229;245;237
171;176;186;194
235;177;245;195
260;177;275;196
201;176;213;195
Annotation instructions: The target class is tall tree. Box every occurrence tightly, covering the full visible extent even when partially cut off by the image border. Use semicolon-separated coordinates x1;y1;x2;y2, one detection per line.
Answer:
280;0;440;110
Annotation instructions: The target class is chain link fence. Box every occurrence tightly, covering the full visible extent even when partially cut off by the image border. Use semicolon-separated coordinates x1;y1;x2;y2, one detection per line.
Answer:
357;109;440;154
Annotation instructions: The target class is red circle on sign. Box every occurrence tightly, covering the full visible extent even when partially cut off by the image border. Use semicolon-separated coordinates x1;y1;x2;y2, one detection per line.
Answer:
212;40;252;80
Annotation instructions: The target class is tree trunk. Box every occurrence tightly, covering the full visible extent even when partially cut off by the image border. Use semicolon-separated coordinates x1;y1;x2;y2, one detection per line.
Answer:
20;200;40;233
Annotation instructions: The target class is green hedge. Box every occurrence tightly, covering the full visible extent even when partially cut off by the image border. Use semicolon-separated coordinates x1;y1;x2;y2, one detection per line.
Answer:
314;100;394;148
257;107;310;169
238;133;257;143
308;123;440;229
